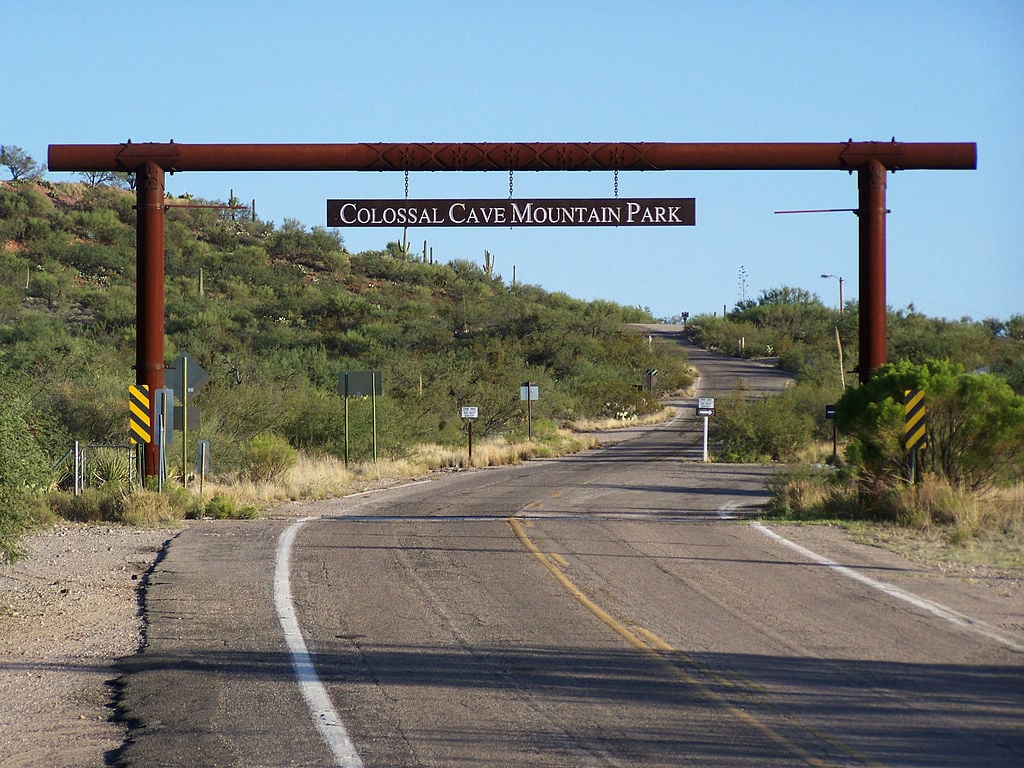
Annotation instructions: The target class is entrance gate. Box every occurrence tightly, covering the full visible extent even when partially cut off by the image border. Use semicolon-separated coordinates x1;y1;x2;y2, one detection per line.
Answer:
48;140;976;476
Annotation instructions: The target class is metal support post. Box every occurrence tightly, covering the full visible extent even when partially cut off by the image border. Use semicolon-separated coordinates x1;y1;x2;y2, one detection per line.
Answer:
371;376;378;462
858;159;887;383
136;161;166;477
74;440;81;496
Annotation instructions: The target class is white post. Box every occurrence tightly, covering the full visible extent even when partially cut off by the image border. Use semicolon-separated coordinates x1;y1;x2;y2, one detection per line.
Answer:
702;416;710;463
158;411;166;493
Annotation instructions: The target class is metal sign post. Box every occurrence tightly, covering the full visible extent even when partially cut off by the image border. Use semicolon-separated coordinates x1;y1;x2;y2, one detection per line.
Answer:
825;404;837;459
165;353;209;488
181;360;188;488
152;388;174;490
519;382;538;439
197;440;210;498
702;417;710;463
697;398;715;463
339;371;383;465
461;406;479;463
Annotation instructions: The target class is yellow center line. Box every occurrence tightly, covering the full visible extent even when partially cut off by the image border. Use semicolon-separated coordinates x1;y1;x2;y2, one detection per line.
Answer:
507;515;879;768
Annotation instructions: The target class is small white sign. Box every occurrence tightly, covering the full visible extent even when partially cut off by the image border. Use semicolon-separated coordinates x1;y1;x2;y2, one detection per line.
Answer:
520;385;539;401
461;406;479;419
698;397;715;410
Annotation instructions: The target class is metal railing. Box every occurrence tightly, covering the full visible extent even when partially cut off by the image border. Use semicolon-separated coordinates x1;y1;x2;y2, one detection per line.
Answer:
53;441;139;496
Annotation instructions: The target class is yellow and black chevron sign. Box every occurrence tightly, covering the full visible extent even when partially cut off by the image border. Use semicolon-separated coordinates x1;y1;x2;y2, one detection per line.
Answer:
129;384;152;444
903;388;927;452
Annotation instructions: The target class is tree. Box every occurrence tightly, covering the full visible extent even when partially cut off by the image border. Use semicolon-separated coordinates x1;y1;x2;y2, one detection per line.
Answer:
79;170;116;187
835;359;1024;490
1;145;45;182
756;286;818;306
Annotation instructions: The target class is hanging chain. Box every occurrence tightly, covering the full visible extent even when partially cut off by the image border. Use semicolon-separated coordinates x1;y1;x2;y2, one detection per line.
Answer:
509;169;514;199
614;169;619;199
404;169;409;199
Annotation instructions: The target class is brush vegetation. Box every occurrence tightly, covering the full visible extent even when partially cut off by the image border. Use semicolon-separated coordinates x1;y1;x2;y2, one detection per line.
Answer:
691;289;1024;569
0;164;691;559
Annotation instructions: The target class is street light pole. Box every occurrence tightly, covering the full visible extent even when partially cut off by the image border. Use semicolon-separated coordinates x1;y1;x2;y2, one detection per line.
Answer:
820;274;848;390
820;274;844;314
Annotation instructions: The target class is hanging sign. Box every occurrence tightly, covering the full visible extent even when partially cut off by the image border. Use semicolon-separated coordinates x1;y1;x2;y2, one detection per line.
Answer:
327;198;695;228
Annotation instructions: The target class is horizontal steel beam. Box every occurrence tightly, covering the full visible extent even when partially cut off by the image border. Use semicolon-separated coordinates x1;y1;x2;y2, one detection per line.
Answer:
48;140;977;174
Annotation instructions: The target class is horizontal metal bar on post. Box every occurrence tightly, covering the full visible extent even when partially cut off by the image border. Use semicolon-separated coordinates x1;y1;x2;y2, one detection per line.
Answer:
48;141;977;174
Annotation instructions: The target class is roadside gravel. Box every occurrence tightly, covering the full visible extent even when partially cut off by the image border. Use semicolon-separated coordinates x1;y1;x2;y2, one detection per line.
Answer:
0;523;177;768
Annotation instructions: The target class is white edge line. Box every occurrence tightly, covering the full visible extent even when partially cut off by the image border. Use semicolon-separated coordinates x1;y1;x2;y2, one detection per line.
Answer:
275;517;365;767
751;522;1024;654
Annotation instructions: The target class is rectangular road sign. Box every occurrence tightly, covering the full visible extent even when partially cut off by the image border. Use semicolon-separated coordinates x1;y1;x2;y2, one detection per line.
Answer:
128;385;151;444
520;384;539;401
153;388;175;446
461;406;479;419
328;198;695;228
904;389;928;452
340;370;382;397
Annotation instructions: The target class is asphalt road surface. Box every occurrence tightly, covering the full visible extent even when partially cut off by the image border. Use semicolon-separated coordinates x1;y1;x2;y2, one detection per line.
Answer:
115;343;1023;767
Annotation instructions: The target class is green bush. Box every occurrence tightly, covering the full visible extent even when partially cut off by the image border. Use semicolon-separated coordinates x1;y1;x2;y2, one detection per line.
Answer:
203;493;259;520
712;385;817;462
239;433;297;483
835;359;1024;490
0;391;53;562
49;486;129;523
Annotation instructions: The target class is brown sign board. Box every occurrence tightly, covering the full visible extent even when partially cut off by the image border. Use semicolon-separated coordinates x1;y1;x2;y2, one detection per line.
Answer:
327;198;695;228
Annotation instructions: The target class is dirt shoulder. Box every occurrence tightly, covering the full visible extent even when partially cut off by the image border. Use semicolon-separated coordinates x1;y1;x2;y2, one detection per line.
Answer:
0;523;176;768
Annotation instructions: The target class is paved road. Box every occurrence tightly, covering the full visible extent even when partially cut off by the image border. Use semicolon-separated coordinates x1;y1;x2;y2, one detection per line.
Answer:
116;347;1023;767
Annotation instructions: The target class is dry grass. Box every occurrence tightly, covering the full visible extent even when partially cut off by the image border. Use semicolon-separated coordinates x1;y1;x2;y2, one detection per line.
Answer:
196;428;598;510
767;470;1024;574
877;479;1024;570
793;439;842;466
200;454;417;506
568;407;675;433
47;485;196;527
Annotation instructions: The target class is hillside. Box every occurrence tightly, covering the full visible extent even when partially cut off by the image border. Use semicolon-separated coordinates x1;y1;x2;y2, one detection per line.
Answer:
0;179;692;473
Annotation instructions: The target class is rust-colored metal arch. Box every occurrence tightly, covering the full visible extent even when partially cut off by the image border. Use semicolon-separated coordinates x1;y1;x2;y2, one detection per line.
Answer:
48;140;976;476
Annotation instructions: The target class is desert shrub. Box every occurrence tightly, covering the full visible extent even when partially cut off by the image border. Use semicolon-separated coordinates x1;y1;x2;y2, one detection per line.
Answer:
835;359;1024;490
49;486;129;523
87;447;133;487
47;484;197;526
0;390;53;561
767;467;899;522
202;493;259;520
712;385;817;462
239;433;297;483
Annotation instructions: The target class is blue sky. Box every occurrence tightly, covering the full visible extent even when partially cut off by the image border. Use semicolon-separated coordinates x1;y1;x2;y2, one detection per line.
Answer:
6;1;1022;321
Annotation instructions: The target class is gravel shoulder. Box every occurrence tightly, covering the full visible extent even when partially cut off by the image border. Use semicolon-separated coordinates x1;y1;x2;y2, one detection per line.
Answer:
0;523;176;768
